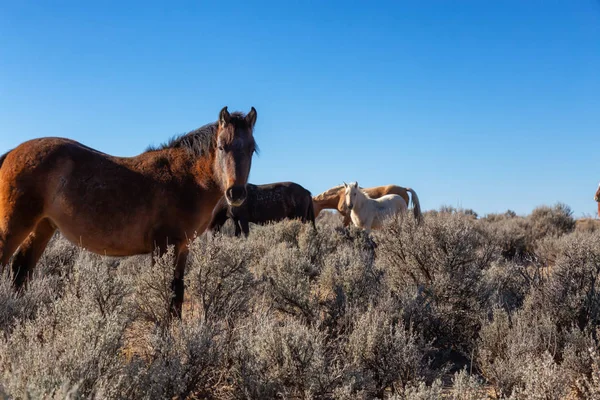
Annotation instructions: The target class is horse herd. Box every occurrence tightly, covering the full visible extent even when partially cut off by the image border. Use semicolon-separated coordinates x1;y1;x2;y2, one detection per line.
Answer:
0;106;421;319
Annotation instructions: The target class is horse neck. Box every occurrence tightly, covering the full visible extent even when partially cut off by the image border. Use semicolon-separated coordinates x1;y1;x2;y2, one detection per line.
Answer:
597;202;600;219
313;191;341;212
192;152;221;190
353;189;370;212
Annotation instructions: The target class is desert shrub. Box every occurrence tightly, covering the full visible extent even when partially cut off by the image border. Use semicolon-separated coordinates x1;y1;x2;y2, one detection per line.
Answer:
0;268;61;335
0;234;81;335
575;338;600;400
527;203;575;241
477;308;563;397
449;368;484;400
560;327;600;387
112;321;222;400
130;247;176;328
510;351;571;400
254;242;319;322
480;214;531;261
0;252;130;398
481;260;530;312
231;314;336;399
482;210;517;223
576;217;600;233
316;241;384;334
345;304;434;398
36;232;80;276
534;231;600;329
2;202;598;398
433;205;478;219
249;218;306;249
316;210;344;227
481;204;576;262
390;379;443;400
377;211;497;361
187;234;255;323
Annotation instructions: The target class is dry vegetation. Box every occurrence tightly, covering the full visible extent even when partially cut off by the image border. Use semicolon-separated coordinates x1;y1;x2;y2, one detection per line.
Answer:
1;203;600;399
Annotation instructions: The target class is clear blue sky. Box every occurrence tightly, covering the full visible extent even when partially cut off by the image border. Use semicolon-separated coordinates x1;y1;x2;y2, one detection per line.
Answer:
1;1;599;217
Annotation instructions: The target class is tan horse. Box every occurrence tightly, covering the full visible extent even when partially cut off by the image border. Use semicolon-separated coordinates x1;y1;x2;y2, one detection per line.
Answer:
595;183;600;218
313;184;422;225
0;106;257;317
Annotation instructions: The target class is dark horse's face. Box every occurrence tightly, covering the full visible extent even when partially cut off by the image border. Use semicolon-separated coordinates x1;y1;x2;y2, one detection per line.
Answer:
595;183;600;202
214;106;257;207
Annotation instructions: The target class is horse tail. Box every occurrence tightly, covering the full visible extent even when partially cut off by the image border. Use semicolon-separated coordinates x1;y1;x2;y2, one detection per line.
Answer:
407;188;423;222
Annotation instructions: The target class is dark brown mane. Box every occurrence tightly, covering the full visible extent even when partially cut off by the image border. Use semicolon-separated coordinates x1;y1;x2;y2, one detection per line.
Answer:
145;112;253;157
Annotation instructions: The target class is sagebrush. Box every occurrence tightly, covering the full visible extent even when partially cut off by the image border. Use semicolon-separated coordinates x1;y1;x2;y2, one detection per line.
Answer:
1;204;598;399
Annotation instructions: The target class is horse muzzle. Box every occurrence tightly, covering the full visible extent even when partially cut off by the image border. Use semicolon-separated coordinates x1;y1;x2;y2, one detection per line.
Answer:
226;185;247;207
347;204;353;210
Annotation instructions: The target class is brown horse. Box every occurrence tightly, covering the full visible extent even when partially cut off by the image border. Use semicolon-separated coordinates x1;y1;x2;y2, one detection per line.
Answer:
0;106;257;317
208;182;316;237
595;183;600;218
313;184;422;225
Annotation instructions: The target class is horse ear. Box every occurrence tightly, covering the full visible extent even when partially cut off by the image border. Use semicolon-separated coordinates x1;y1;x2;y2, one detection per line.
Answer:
343;182;348;188
219;107;230;126
353;182;359;188
246;107;257;128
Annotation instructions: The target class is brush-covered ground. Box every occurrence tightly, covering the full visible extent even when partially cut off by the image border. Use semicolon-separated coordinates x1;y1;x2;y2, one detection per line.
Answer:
1;204;600;399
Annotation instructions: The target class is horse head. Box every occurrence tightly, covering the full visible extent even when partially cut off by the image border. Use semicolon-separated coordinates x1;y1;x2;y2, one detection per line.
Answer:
344;181;360;210
213;107;257;206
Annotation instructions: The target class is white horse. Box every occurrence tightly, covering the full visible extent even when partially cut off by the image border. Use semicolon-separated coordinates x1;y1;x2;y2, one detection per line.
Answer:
344;181;408;232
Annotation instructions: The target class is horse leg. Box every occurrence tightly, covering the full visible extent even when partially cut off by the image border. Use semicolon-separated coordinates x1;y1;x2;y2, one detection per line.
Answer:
240;218;250;237
170;246;189;319
342;213;352;227
0;216;40;282
364;216;374;234
152;234;189;320
11;219;56;289
233;218;242;237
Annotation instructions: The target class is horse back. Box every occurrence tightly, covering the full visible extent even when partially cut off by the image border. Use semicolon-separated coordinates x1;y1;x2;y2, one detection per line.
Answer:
364;185;410;206
1;137;213;254
377;194;407;208
245;181;312;223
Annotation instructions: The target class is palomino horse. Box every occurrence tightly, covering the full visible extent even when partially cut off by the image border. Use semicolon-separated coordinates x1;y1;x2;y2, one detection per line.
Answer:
208;181;316;237
595;183;600;218
344;182;407;232
313;184;422;225
0;106;258;318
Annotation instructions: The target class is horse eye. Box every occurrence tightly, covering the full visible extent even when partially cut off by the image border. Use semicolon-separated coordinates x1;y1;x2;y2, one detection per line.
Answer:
218;145;225;151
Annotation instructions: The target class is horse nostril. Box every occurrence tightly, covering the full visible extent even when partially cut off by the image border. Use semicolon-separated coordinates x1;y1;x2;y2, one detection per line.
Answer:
226;186;247;204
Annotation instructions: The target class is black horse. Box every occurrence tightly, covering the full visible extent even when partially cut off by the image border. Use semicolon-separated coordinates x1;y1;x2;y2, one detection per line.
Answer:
208;182;316;237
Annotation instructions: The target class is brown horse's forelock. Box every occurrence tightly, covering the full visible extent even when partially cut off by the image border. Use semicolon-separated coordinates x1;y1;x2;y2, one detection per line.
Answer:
145;112;257;157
